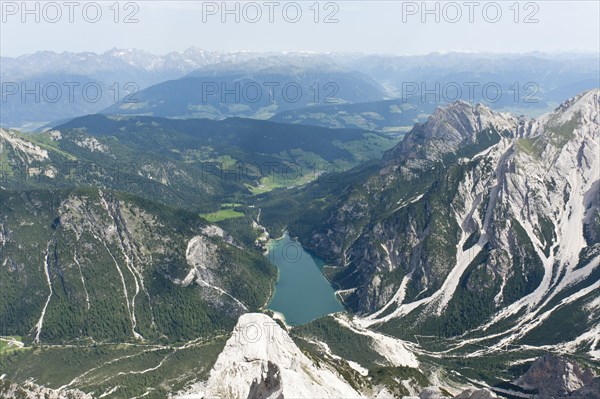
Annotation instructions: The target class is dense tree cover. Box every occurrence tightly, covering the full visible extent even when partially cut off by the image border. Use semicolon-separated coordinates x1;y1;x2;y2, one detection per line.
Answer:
0;188;274;344
293;316;386;368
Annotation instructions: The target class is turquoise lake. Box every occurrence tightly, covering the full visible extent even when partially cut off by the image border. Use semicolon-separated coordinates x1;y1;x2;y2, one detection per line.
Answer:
266;233;343;325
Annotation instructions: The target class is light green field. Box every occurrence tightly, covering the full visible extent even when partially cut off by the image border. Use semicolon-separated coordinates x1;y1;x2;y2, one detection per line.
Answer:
246;172;320;195
200;208;244;222
220;203;242;208
247;183;274;195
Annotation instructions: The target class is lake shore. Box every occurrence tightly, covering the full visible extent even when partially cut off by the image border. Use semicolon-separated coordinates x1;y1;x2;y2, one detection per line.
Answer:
263;232;343;326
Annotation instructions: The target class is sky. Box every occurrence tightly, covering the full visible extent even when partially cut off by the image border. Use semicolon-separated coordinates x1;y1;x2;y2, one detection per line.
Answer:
1;0;599;57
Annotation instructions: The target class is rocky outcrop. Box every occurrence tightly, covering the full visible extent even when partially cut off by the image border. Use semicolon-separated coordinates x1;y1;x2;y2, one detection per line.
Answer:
419;386;448;399
381;100;519;177
307;90;600;355
570;377;600;399
246;361;284;399
514;354;597;398
196;313;363;398
0;379;92;399
454;388;497;399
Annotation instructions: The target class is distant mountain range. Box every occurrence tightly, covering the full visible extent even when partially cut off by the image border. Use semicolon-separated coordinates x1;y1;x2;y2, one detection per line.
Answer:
0;49;337;128
1;47;261;83
100;64;386;120
2;50;598;129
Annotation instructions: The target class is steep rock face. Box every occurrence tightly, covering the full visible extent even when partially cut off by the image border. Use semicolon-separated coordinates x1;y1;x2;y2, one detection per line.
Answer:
514;354;597;398
245;361;284;399
570;377;600;399
453;388;498;399
419;386;449;399
381;100;519;176
310;105;520;313
304;90;599;349
309;102;519;297
198;313;363;399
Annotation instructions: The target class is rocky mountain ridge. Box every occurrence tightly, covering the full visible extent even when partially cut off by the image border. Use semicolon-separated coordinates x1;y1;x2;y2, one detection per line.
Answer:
258;90;600;376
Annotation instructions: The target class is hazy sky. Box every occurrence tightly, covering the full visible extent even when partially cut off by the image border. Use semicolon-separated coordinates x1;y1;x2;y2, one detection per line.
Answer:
1;0;598;56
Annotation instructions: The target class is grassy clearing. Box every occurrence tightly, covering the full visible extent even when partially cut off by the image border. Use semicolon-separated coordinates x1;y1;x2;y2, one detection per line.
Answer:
26;132;78;161
200;208;244;222
220;203;242;208
247;169;325;195
0;336;24;354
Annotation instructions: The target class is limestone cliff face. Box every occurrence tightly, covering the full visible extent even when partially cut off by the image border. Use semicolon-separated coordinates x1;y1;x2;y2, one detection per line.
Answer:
308;91;600;348
198;313;363;399
514;354;597;398
381;100;519;177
